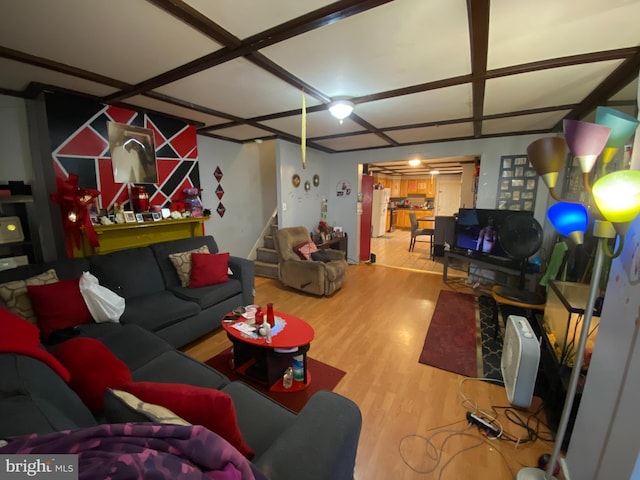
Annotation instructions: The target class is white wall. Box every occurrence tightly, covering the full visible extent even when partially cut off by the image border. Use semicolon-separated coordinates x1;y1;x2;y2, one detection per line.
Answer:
197;136;276;258
0;96;32;183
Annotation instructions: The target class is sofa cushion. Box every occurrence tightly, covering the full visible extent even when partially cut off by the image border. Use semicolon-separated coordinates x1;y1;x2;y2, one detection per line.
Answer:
27;278;92;337
151;236;220;288
221;382;296;460
42;257;91;280
0;355;97;437
293;241;318;261
104;388;191;425
169;278;243;309
89;247;165;299
131;350;229;390
54;337;132;414
169;245;210;287
118;291;200;332
0;269;59;325
121;381;254;459
190;252;229;288
0;307;70;382
83;324;174;372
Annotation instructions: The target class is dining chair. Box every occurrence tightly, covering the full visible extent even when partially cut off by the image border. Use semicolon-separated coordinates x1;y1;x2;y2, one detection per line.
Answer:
409;212;435;258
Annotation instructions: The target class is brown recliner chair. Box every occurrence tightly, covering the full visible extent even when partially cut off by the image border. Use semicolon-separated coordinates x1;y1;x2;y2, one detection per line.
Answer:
273;226;347;296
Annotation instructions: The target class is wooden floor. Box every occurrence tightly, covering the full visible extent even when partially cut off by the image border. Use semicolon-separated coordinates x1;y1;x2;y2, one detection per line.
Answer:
184;249;555;479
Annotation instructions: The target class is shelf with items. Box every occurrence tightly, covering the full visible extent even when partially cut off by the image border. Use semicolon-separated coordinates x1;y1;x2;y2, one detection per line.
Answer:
0;195;41;265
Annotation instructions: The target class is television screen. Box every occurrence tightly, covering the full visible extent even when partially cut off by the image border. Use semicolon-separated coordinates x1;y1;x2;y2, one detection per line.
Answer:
455;208;534;258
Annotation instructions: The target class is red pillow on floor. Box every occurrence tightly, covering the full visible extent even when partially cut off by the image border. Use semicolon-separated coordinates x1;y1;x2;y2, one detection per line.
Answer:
189;252;230;288
27;278;92;337
54;337;131;414
0;307;70;382
121;381;254;459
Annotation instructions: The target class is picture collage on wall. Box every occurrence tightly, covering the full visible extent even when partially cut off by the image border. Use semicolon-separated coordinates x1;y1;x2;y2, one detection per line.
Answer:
495;154;538;211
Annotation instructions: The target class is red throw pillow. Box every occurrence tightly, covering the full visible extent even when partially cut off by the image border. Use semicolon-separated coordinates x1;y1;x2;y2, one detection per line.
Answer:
189;252;230;288
0;307;70;382
293;241;318;260
27;278;92;337
122;381;254;459
54;337;131;414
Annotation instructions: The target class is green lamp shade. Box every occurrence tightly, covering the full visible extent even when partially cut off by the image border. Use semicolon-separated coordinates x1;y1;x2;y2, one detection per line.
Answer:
596;107;640;164
592;170;640;225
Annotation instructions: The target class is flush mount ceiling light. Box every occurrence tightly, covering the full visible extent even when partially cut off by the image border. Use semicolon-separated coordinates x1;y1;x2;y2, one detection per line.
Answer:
328;99;354;123
408;158;421;167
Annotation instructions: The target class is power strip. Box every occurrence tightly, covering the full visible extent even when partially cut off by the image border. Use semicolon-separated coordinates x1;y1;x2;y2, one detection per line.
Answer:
466;412;501;437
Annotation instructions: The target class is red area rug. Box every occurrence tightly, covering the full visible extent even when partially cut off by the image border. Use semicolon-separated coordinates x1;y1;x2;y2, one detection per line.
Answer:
205;347;346;413
419;290;480;377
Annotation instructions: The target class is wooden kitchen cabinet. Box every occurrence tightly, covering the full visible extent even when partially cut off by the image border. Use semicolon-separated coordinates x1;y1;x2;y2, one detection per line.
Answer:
399;179;408;197
406;179;418;194
425;177;436;197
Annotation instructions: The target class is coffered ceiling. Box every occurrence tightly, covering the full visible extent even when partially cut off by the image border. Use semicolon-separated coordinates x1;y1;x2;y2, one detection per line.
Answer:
1;0;639;155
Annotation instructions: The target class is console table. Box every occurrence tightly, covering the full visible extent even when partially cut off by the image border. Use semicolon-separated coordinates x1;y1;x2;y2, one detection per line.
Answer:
443;250;540;291
317;234;348;260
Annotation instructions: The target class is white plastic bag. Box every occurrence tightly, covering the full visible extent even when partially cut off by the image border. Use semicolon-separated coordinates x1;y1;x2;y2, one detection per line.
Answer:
79;271;125;323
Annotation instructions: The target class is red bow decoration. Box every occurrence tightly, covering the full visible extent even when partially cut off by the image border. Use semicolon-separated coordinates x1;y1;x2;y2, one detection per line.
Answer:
50;174;100;256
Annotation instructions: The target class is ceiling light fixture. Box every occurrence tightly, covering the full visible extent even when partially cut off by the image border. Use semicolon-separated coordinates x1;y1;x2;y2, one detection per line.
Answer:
328;99;354;123
408;159;421;167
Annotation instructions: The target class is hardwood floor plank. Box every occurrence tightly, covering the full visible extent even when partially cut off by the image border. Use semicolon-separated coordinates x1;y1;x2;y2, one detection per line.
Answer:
183;258;555;479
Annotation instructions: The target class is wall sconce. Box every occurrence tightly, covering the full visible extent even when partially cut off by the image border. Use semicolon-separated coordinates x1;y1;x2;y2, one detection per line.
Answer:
328;99;354;123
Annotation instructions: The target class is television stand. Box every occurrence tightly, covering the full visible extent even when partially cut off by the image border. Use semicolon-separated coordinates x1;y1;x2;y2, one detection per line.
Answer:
443;250;540;292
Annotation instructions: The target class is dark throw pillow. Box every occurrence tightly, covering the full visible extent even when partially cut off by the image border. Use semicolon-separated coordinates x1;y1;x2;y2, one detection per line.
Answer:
311;250;332;263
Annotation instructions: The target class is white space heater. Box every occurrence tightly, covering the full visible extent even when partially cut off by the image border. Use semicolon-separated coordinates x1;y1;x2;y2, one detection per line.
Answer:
501;315;540;408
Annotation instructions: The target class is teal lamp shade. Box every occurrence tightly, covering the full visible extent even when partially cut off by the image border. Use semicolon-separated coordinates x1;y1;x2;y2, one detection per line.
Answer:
527;137;567;190
596;107;640;165
547;202;588;245
592;170;640;235
563;119;611;173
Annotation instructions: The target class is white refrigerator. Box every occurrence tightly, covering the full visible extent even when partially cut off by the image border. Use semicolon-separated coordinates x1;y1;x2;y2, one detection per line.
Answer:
371;188;390;237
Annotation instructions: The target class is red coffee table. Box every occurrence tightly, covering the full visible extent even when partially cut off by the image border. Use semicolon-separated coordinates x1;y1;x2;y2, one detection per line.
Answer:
222;310;315;392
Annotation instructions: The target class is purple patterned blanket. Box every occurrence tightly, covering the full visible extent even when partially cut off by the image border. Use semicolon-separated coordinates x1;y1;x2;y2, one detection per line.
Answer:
0;423;267;480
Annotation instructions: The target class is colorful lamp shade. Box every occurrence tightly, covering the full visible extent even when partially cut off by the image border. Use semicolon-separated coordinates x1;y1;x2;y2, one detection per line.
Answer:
563;119;611;173
527;137;567;190
592;170;640;235
547;202;588;245
595;107;640;165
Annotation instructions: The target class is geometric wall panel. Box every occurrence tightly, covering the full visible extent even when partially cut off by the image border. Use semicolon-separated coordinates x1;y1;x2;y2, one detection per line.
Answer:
46;92;200;212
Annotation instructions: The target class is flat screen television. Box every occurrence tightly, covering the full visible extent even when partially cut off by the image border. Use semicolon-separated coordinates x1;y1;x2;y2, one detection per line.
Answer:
454;208;534;259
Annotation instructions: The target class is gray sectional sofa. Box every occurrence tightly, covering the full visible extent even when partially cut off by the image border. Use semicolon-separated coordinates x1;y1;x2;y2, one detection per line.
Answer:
0;235;254;348
0;235;363;478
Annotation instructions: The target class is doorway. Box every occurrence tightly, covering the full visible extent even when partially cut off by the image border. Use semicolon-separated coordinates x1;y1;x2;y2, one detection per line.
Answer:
436;177;462;216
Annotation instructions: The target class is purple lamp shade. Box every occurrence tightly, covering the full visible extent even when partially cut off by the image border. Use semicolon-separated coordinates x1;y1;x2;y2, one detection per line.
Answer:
596;107;640;165
563;120;611;173
547;202;588;245
527;137;567;190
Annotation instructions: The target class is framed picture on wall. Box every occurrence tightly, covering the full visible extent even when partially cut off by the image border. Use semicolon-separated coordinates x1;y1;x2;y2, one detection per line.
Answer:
107;121;158;184
495;154;538;211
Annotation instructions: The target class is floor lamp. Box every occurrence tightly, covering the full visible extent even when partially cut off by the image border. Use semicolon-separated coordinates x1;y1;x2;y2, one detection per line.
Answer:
518;108;640;479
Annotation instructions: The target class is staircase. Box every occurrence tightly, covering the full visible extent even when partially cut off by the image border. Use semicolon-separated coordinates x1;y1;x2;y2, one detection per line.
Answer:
254;221;279;279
